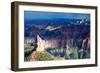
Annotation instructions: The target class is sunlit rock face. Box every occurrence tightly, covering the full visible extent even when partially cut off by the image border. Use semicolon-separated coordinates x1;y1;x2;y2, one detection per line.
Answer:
36;35;60;51
36;35;73;52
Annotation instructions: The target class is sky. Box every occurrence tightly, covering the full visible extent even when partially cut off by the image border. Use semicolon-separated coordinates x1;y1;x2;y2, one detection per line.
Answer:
24;11;90;21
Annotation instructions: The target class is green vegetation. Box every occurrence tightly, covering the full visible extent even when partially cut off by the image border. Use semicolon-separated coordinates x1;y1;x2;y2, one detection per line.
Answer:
24;55;31;61
24;47;33;61
24;47;54;61
24;46;90;61
24;47;33;53
64;47;78;59
45;47;90;60
34;51;54;61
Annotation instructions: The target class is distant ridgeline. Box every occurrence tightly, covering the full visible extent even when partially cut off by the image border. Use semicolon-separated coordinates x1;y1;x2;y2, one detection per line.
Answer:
24;18;90;38
24;18;90;26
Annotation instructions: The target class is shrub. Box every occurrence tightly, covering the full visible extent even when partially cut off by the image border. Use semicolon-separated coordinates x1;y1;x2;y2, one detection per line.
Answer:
64;47;78;59
31;51;54;61
24;47;33;61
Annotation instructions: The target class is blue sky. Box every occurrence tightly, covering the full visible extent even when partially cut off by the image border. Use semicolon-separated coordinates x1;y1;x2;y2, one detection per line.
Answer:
24;11;90;21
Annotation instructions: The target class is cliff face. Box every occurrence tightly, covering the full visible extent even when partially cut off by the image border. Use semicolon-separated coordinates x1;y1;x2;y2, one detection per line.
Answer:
36;35;90;52
36;35;60;51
